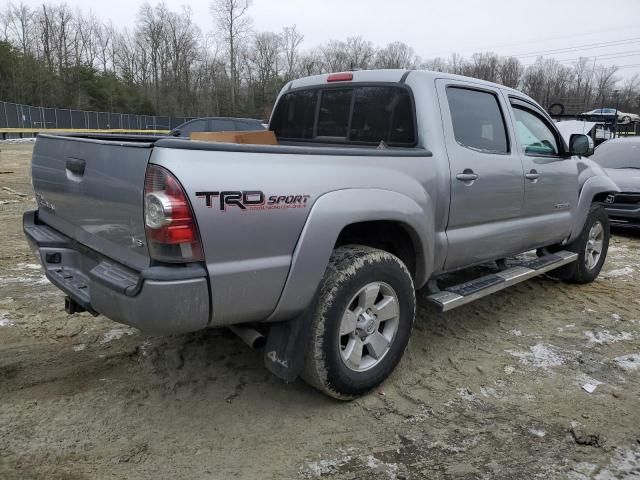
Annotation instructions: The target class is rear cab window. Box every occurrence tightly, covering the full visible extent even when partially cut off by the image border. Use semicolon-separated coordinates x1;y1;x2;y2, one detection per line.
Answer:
271;84;417;147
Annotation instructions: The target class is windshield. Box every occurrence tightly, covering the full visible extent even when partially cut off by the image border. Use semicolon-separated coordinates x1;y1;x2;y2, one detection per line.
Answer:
591;139;640;168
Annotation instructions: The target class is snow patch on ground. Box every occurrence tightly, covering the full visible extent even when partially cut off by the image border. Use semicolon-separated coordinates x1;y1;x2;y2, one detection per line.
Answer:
510;329;522;337
569;448;640;480
506;343;566;370
0;274;50;287
604;266;634;278
613;353;640;372
0;312;14;327
72;344;86;352
457;387;477;401
528;427;546;438
14;263;42;270
306;457;352;477
585;330;633;345
100;327;136;344
366;455;399;479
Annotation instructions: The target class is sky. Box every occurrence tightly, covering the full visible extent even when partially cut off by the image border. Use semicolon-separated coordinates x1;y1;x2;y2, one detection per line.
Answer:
11;0;640;79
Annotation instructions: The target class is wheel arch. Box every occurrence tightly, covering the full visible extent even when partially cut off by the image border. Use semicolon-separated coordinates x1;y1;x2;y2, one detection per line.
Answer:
266;188;435;322
569;174;619;241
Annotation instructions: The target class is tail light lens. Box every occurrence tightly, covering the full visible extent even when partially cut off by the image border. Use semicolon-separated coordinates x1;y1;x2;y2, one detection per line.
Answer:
144;164;203;262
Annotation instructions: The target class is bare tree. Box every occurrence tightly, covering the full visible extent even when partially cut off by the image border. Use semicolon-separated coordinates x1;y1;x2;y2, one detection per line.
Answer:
499;56;522;89
210;0;252;110
374;42;418;69
281;24;303;81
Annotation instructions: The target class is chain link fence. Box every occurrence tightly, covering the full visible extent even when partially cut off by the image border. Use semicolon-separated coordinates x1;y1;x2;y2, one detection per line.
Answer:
0;100;193;133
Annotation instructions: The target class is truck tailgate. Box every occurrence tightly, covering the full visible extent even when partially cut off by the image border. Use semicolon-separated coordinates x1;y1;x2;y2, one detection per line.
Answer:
31;134;153;271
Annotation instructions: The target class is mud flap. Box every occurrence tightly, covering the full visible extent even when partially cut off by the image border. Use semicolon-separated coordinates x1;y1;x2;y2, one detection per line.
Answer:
263;306;314;383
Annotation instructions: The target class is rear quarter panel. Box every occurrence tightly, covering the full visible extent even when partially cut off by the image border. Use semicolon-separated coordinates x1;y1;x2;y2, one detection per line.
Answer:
150;143;442;326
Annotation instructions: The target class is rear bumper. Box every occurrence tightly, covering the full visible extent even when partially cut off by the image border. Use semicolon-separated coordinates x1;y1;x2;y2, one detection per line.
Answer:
23;210;210;334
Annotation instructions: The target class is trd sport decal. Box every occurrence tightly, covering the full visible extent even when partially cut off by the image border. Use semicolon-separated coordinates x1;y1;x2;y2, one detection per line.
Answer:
195;190;311;211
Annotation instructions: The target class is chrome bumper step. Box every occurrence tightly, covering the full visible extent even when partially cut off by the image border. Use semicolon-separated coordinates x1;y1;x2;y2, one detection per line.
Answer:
427;250;578;312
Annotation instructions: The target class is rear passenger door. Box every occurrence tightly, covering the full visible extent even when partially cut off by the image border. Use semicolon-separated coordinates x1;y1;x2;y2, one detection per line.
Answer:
436;80;526;270
507;97;578;244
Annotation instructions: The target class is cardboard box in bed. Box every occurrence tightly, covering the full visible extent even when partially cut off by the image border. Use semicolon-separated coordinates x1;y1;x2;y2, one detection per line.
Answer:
190;130;277;145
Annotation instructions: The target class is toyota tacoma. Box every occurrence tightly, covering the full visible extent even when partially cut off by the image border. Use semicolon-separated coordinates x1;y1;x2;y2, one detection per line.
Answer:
24;69;619;399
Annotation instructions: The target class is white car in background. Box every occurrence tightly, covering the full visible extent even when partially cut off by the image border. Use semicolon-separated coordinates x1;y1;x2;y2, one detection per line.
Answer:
581;108;640;124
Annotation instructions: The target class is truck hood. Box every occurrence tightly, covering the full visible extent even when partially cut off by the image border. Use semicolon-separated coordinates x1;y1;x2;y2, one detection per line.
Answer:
604;168;640;193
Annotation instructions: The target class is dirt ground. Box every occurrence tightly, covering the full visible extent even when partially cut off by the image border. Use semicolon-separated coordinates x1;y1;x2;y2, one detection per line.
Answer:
0;142;639;480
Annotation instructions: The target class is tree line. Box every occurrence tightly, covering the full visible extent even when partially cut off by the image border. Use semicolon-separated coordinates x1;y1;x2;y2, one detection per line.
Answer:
1;0;639;120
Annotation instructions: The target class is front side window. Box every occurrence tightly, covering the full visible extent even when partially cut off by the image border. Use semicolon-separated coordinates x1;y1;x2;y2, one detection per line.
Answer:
512;106;559;156
446;87;509;154
271;85;416;146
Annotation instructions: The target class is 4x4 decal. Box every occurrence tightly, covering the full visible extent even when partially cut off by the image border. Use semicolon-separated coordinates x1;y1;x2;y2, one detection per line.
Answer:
196;190;310;211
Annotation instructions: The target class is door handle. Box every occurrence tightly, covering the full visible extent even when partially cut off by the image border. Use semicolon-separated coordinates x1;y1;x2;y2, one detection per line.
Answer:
525;170;540;181
456;170;479;182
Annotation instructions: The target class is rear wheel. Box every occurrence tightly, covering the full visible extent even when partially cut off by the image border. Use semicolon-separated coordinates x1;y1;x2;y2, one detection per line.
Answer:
552;204;610;284
301;245;415;400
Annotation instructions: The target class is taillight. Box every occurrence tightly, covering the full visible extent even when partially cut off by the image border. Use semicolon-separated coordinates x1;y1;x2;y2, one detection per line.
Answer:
144;164;203;262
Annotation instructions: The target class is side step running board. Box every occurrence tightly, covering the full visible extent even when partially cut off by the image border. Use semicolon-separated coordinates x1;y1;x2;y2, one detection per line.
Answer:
427;250;578;312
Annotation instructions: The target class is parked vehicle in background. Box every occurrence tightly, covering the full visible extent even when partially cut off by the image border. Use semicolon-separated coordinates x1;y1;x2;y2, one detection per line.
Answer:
171;117;265;137
591;137;640;226
556;120;612;147
580;108;640;124
24;69;619;399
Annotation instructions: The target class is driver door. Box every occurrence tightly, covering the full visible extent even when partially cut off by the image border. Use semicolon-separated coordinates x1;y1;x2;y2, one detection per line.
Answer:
507;97;578;245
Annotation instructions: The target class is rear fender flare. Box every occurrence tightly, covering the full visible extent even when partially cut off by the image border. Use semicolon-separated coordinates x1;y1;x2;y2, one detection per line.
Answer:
266;188;434;323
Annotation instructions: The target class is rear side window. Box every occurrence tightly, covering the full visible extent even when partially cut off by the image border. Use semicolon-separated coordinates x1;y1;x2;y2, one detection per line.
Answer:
271;85;416;147
446;87;509;154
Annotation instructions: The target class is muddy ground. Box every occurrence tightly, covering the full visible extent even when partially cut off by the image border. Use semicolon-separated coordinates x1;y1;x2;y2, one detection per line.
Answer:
0;142;639;479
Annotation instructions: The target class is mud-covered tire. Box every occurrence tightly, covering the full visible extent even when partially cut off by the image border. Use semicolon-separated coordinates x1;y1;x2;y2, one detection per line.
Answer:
300;245;415;400
552;204;610;284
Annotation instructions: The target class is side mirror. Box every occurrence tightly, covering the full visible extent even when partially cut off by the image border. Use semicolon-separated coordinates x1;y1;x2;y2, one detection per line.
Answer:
569;134;594;157
170;129;181;137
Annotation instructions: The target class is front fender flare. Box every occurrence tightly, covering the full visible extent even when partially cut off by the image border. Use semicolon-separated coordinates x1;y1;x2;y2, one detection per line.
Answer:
266;188;434;322
569;174;619;241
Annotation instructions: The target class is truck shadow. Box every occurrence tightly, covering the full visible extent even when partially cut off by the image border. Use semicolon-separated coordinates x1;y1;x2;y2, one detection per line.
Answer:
611;225;640;239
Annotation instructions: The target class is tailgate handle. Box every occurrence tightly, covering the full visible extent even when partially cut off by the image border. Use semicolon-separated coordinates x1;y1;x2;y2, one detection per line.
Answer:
66;158;86;176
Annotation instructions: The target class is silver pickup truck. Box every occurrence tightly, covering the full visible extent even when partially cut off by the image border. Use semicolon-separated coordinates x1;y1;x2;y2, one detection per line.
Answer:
24;69;619;399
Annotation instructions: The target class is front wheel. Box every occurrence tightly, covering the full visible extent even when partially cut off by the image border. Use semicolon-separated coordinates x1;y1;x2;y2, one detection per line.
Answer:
552;204;610;284
301;245;415;400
